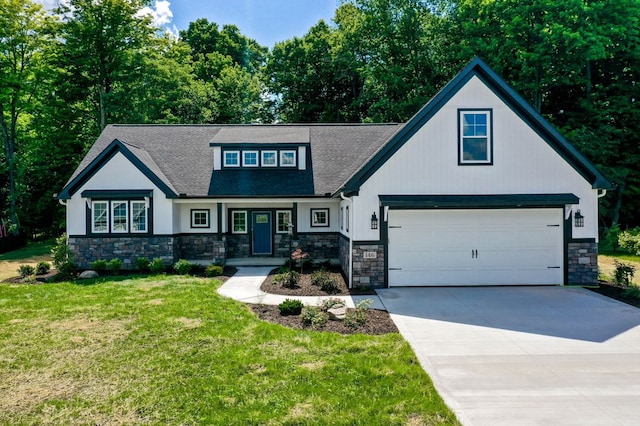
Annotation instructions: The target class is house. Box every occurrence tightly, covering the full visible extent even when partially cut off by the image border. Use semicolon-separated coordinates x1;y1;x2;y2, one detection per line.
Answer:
57;58;611;287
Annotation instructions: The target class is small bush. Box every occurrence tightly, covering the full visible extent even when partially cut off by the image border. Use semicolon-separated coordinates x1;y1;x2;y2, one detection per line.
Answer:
614;260;635;287
301;306;328;328
149;258;165;274
274;270;300;289
623;285;640;300
174;259;194;275
618;228;640;255
320;278;340;294
35;262;51;275
344;298;373;330
52;234;76;278
312;268;340;293
18;265;35;278
91;259;108;272
108;258;123;275
205;264;224;277
136;257;150;271
320;297;343;311
311;268;329;286
278;298;304;316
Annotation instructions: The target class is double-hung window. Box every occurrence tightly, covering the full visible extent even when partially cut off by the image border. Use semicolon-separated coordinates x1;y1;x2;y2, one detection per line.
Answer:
131;201;147;233
92;201;109;233
111;201;129;233
232;211;247;234
459;109;492;165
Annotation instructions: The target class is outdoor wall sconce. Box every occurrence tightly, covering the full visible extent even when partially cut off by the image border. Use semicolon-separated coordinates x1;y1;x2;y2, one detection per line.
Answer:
574;209;584;227
371;212;378;230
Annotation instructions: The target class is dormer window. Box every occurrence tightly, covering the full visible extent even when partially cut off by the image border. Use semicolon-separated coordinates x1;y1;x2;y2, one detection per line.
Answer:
243;151;258;167
280;150;296;167
224;150;240;167
261;151;277;167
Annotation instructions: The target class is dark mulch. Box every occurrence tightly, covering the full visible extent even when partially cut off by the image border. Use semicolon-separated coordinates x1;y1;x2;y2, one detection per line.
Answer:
255;266;397;335
260;266;376;296
588;280;640;308
250;304;398;335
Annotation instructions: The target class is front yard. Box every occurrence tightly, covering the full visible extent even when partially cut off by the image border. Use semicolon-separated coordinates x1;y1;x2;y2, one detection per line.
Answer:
0;274;458;425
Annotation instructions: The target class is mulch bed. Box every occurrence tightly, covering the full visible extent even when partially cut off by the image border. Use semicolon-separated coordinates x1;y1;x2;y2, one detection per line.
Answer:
250;304;398;335
260;266;376;296
256;266;398;335
588;280;640;308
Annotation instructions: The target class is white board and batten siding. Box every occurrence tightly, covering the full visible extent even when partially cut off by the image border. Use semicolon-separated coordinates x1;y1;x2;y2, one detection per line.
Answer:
66;151;174;235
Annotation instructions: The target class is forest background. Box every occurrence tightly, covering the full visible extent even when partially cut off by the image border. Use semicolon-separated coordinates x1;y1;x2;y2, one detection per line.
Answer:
1;0;638;238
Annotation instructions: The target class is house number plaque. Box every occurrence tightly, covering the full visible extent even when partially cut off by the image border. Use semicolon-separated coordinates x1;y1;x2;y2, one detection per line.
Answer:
363;252;377;259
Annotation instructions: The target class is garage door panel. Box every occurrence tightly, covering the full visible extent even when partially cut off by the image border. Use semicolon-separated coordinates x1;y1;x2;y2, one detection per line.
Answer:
388;209;563;286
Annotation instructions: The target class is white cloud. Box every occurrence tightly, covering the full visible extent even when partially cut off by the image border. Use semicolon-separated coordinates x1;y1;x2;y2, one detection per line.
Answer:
137;0;174;27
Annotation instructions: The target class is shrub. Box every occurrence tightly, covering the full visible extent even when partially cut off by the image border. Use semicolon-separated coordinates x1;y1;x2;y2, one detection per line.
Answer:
149;258;165;274
320;297;343;311
311;268;329;286
614;260;635;287
136;257;150;271
301;306;328;328
173;259;194;275
604;224;621;252
35;262;51;275
91;259;108;272
278;298;304;316
18;265;35;278
52;234;76;277
312;268;340;293
320;278;340;294
344;298;373;330
623;285;640;300
205;264;224;277
108;258;123;275
618;228;640;255
274;270;300;289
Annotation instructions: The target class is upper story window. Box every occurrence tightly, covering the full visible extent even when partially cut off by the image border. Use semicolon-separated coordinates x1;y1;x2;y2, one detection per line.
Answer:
224;150;240;167
243;151;258;167
459;109;492;165
261;150;277;167
280;150;296;167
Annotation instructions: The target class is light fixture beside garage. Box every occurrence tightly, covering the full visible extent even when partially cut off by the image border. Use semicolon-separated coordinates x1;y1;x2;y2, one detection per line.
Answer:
574;209;584;227
371;212;378;230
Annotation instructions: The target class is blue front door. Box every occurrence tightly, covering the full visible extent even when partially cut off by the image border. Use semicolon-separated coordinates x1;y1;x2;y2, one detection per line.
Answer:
252;212;272;255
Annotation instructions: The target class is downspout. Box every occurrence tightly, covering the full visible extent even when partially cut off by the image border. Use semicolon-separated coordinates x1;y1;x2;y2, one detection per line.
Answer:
340;191;353;289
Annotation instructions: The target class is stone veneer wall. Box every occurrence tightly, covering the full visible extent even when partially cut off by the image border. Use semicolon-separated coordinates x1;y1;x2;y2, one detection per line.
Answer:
68;236;177;269
339;234;350;281
567;241;598;285
295;233;339;260
351;243;385;288
177;234;225;264
225;234;250;258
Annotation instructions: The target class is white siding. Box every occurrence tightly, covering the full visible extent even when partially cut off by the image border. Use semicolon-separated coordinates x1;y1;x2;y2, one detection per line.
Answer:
296;201;340;233
354;76;598;242
66;152;174;235
178;203;219;233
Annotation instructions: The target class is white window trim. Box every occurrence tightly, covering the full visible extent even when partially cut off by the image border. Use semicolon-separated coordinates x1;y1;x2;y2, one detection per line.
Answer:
92;201;109;234
261;150;277;167
242;150;259;167
276;210;291;233
191;209;210;228
459;109;492;165
223;150;240;167
280;150;296;167
232;210;248;234
111;201;129;233
130;200;147;233
311;208;329;227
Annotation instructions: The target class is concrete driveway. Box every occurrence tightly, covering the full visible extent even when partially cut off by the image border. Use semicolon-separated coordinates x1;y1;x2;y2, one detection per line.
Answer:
377;286;640;426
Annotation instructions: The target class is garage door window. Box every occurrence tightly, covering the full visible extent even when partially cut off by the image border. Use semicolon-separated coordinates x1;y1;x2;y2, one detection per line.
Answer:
459;109;492;165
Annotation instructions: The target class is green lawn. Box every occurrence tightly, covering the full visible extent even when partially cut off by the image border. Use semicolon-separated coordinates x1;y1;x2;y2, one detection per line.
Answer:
0;275;458;425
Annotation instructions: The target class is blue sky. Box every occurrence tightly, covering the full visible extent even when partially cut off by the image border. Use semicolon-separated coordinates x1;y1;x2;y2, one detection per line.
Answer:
167;0;339;47
37;0;339;48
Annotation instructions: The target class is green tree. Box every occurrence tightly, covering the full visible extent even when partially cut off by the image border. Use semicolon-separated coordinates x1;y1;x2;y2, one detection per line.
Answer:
0;0;53;232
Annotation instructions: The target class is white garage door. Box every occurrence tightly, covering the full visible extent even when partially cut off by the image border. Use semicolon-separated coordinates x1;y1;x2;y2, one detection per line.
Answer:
388;208;563;286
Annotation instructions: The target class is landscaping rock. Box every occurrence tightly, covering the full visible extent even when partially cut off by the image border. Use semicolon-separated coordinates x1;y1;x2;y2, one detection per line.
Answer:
79;270;99;279
327;304;346;321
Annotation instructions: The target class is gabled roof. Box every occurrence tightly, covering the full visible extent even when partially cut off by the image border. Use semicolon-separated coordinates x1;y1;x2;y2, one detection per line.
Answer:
59;124;401;199
340;57;612;195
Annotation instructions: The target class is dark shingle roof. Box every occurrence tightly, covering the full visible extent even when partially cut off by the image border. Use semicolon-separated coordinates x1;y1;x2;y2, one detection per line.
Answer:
63;124;402;198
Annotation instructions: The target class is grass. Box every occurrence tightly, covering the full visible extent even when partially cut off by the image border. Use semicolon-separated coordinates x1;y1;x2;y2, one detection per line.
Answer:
0;275;458;425
0;240;54;281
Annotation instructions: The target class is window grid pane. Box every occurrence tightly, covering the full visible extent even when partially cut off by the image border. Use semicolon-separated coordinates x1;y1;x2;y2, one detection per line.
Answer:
131;201;147;232
277;211;291;233
262;151;277;167
112;202;128;233
460;111;491;164
93;202;108;233
233;211;247;233
243;151;258;167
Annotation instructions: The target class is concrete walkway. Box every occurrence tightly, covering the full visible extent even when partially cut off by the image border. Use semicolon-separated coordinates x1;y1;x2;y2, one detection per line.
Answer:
377;286;640;426
217;266;385;309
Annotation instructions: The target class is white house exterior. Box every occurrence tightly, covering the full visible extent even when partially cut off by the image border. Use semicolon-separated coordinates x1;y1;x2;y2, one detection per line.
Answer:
58;58;610;287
